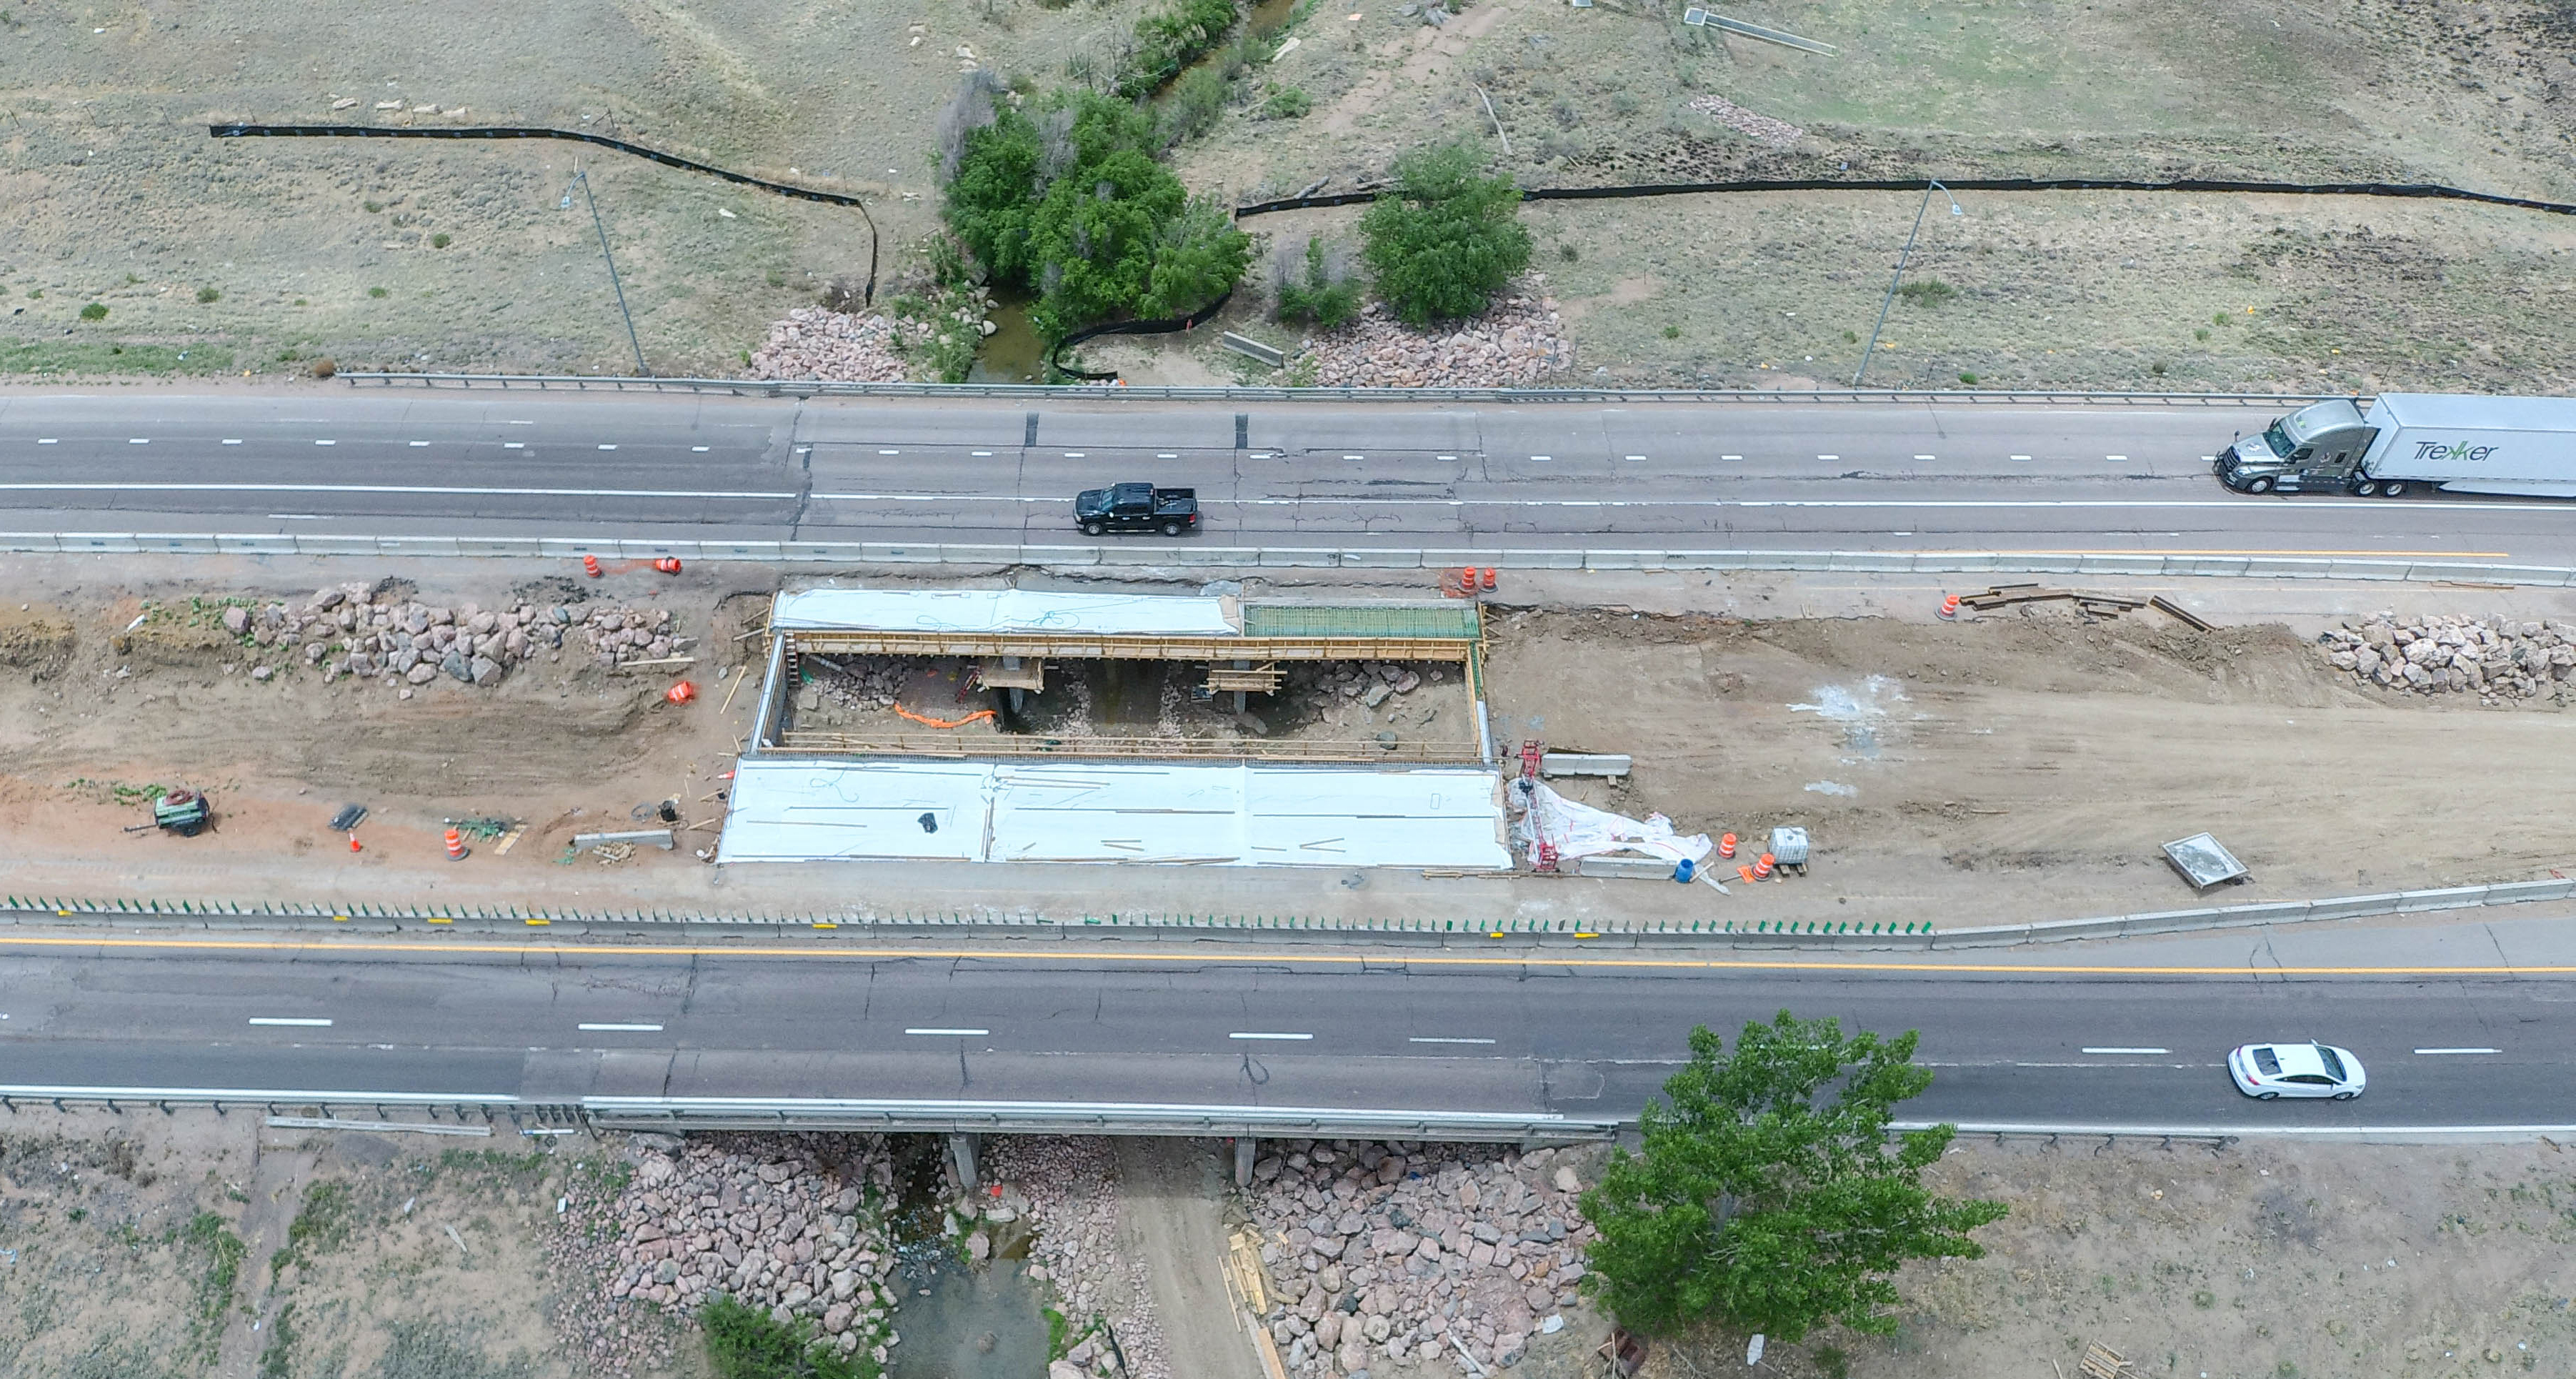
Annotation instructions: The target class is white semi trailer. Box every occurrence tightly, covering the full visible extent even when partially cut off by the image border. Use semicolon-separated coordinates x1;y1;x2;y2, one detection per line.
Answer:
2212;393;2576;497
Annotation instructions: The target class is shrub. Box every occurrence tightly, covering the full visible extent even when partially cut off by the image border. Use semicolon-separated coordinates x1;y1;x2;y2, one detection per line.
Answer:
1897;277;1956;307
309;357;337;379
702;1294;874;1379
1262;84;1311;119
366;286;389;298
1118;0;1240;99
362;199;382;213
1159;64;1229;146
1274;234;1360;329
1957;371;1979;384
79;302;107;320
196;286;220;303
1358;142;1531;326
430;232;452;248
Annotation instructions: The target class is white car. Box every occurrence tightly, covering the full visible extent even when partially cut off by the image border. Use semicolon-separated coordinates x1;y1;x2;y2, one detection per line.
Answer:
2227;1042;2366;1100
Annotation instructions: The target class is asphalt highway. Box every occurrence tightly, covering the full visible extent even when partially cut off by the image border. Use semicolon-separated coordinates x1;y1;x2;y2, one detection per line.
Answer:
1;392;2568;561
2;931;2567;1130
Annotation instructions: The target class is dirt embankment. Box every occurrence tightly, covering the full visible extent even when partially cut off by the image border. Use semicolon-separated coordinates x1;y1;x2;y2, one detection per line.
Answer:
1484;603;2576;908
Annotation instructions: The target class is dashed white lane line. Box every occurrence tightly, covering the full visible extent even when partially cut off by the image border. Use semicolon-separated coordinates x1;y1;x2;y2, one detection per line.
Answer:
314;439;335;446
905;1027;990;1037
2415;1047;2502;1055
1529;454;1552;462
504;442;525;449
2081;1047;2170;1055
1229;1031;1314;1041
2011;454;2033;460
249;1017;333;1027
878;449;900;455
223;439;244;446
1817;454;1839;461
1914;454;1936;460
972;450;995;457
1408;1036;1497;1045
408;440;430;447
579;1022;664;1032
127;438;148;444
1721;453;1743;460
1343;454;1365;460
1622;454;1647;462
597;444;618;451
36;439;56;444
1064;451;1085;458
1157;452;1177;459
2107;454;2129;462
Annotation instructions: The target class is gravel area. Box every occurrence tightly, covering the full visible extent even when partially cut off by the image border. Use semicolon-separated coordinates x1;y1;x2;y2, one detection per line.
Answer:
549;1132;900;1378
1296;283;1572;388
986;1136;1175;1379
1244;1141;1599;1378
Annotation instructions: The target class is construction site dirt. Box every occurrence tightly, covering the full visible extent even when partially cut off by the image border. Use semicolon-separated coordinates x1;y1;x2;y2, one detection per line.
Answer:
0;557;2570;935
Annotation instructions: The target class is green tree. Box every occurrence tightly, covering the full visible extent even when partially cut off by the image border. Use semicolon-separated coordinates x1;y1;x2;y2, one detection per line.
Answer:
1357;141;1532;326
943;88;1246;342
1578;1012;2007;1342
702;1294;872;1379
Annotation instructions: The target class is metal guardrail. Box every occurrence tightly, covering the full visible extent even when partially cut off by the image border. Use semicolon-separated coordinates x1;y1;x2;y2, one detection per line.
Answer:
0;1082;579;1123
4;874;2569;944
584;1097;1619;1141
11;533;2573;588
341;371;2342;407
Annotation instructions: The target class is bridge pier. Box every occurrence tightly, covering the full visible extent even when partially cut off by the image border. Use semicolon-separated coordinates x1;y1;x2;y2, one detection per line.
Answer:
1233;1135;1256;1188
948;1132;980;1192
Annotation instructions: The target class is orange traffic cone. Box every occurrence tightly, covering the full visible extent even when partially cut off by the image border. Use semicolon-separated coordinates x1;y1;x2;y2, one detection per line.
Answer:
348;833;363;853
1481;568;1497;592
582;553;602;578
665;680;697;705
1719;832;1737;860
444;827;467;861
1937;594;1960;619
654;557;682;574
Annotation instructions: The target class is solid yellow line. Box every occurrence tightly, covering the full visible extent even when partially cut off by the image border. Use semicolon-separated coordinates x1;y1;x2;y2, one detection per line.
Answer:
0;931;2562;979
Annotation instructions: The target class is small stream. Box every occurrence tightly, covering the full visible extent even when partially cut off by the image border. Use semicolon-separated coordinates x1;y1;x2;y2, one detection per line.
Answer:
884;1137;1053;1379
967;0;1304;382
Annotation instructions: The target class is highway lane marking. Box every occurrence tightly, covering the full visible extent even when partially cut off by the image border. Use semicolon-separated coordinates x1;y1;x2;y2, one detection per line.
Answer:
2414;1047;2501;1055
223;439;243;445
314;439;335;446
128;438;147;444
578;1022;664;1032
0;483;799;499
1623;454;1647;462
504;442;525;449
408;440;430;447
248;1017;333;1027
1229;1032;1314;1040
692;446;711;452
598;444;619;451
2107;454;2128;462
878;449;900;455
1722;454;1742;460
905;1027;990;1036
972;450;994;457
1817;454;1839;461
36;439;56;444
19;932;2576;978
1914;454;1935;460
2081;1047;2170;1055
1409;1037;1497;1045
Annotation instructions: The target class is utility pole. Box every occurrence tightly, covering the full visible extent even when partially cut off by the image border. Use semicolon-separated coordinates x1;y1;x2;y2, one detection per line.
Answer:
562;166;649;377
1853;178;1961;387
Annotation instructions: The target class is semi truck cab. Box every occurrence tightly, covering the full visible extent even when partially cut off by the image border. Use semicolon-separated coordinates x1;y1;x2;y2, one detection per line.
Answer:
2213;398;2379;494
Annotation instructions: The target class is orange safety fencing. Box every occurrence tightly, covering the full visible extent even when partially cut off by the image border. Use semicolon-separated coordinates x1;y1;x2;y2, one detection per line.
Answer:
892;704;996;730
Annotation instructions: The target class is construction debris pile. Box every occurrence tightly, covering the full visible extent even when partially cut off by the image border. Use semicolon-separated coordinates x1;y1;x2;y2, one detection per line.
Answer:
551;1132;900;1379
571;602;687;667
207;584;557;687
1242;1140;1597;1379
1297;287;1571;389
983;1137;1173;1379
2319;614;2576;702
747;307;913;382
1283;661;1447;710
804;655;912;712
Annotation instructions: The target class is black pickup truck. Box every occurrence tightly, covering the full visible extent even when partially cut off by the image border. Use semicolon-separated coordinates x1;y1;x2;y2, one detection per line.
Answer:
1074;483;1199;537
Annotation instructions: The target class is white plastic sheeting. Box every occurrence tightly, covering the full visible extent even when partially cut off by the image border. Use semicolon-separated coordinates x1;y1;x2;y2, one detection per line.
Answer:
719;758;1511;869
1509;778;1712;869
770;588;1239;637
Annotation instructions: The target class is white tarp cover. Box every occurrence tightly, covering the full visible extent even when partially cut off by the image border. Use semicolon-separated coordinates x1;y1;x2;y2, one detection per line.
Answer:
719;758;1511;869
771;588;1239;637
1509;778;1712;869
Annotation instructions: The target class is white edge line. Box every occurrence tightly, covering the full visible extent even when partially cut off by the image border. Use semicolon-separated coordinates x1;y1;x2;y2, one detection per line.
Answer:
248;1017;334;1027
1900;1120;2576;1138
2080;1047;2170;1055
1229;1032;1314;1041
904;1027;990;1037
2413;1047;2502;1055
577;1022;665;1032
1409;1037;1498;1045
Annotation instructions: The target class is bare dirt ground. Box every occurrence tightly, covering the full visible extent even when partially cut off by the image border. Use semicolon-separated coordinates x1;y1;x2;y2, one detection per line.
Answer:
0;560;2571;927
1480;599;2576;916
6;0;2573;387
0;1107;656;1379
1649;1135;2576;1379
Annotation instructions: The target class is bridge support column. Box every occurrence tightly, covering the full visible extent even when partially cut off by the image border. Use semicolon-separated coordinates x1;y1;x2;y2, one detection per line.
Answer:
1233;1135;1257;1188
949;1132;980;1192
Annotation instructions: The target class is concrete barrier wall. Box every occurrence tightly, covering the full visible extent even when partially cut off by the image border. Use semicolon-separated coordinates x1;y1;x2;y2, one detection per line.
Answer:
11;534;2576;587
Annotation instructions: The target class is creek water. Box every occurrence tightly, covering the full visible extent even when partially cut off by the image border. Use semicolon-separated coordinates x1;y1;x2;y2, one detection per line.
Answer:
884;1137;1053;1379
